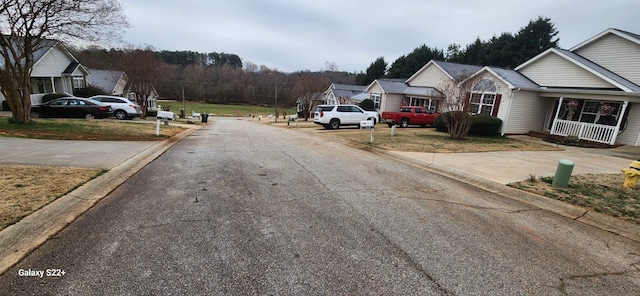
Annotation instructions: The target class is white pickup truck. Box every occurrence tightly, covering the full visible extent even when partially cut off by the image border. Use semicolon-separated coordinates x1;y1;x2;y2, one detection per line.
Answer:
313;104;379;129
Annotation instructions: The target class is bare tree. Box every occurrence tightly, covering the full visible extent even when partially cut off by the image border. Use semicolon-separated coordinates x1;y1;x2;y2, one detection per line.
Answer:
0;0;128;123
120;48;164;118
290;73;325;120
437;73;485;140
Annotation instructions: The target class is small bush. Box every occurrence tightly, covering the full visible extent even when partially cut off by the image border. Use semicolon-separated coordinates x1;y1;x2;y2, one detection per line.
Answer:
468;114;502;136
359;99;375;111
42;93;67;103
433;113;448;132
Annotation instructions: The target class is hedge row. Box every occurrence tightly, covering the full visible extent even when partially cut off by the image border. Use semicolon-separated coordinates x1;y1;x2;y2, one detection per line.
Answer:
433;112;503;136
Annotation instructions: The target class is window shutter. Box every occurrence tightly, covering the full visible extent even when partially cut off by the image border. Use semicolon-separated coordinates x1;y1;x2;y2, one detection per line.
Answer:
464;92;471;112
491;94;502;117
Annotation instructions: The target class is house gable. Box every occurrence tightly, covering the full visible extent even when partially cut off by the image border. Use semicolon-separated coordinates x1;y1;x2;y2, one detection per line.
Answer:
31;43;88;77
517;50;620;90
406;61;452;87
87;69;129;95
571;30;640;86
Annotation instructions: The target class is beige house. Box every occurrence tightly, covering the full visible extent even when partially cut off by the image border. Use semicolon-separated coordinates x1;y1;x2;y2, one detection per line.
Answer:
367;28;640;146
516;28;640;145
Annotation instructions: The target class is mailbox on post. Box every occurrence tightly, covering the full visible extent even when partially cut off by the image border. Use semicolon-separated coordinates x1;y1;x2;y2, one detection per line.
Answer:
360;120;375;143
360;120;375;129
157;111;175;121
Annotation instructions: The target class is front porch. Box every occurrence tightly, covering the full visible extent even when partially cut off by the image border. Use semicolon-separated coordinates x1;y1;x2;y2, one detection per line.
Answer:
551;119;618;145
549;97;628;145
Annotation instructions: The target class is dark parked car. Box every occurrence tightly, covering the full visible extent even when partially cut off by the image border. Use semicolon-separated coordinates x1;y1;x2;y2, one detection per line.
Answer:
30;97;113;119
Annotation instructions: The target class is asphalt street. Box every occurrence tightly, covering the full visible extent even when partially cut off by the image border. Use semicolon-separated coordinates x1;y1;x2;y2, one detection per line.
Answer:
1;117;639;294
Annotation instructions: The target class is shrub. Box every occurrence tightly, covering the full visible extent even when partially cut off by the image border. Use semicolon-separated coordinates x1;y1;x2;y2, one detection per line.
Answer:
73;86;105;98
434;112;503;136
42;93;67;103
359;99;375;111
468;114;502;136
433;113;448;132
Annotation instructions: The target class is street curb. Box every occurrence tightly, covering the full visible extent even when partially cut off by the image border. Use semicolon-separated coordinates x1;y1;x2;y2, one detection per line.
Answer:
0;125;201;275
376;149;640;243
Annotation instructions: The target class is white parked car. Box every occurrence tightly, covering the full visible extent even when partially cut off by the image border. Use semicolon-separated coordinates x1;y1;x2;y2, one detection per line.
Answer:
89;95;142;120
313;104;379;129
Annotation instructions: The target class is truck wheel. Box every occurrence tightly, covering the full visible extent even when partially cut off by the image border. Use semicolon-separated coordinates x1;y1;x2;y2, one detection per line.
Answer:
323;124;331;129
329;118;340;130
400;118;409;128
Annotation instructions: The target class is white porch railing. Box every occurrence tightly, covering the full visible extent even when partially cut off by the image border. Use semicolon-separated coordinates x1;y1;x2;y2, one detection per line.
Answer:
551;119;617;145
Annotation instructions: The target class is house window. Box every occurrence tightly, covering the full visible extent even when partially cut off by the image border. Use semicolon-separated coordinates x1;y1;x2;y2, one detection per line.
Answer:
469;79;497;115
32;78;46;94
327;92;337;105
72;76;85;89
371;93;381;109
579;101;621;125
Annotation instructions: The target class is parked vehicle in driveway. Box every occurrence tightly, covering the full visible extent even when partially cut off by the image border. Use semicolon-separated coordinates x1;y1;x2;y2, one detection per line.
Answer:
313;104;379;129
381;106;439;128
30;97;113;119
90;95;142;120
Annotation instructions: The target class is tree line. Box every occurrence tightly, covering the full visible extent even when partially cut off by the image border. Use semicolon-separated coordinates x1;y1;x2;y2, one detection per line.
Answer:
356;16;559;85
74;47;355;110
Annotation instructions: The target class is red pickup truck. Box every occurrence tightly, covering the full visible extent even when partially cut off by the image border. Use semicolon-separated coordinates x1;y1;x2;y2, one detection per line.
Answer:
381;106;439;128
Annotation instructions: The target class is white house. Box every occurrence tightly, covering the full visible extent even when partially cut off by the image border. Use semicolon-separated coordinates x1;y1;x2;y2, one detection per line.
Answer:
0;39;89;108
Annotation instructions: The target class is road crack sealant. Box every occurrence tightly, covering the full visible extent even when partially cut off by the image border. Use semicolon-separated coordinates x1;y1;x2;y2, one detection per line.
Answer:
313;189;454;295
558;269;640;295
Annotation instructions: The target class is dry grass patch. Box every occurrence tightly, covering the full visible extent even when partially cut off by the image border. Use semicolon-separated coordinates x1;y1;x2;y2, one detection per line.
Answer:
324;127;562;153
509;174;640;225
0;165;104;230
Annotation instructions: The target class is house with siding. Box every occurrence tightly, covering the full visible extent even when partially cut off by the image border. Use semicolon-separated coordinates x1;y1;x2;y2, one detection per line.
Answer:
366;78;444;112
369;28;640;146
0;39;89;109
86;69;128;96
515;28;640;146
323;83;368;105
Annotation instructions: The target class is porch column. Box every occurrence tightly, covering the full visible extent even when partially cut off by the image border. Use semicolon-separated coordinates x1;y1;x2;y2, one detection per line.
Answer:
550;97;564;134
50;77;56;93
610;100;628;145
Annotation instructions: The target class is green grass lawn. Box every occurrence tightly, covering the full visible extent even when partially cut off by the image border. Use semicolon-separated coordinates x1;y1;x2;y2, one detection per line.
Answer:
157;100;297;118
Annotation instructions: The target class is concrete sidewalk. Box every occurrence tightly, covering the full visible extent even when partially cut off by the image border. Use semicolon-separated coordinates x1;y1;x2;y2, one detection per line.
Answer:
391;144;637;184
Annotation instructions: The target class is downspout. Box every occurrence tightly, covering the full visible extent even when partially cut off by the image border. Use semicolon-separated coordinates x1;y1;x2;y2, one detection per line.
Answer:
501;88;520;136
612;100;628;145
550;97;564;135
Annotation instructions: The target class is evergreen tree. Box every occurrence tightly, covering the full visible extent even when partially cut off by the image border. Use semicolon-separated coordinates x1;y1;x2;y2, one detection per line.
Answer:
387;45;445;78
356;57;387;85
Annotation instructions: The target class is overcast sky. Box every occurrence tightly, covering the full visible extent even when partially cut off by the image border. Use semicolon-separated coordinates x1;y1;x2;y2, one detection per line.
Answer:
117;0;640;73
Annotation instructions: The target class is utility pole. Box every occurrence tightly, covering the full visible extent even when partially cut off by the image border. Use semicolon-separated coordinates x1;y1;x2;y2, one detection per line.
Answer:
181;84;187;119
274;76;278;123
